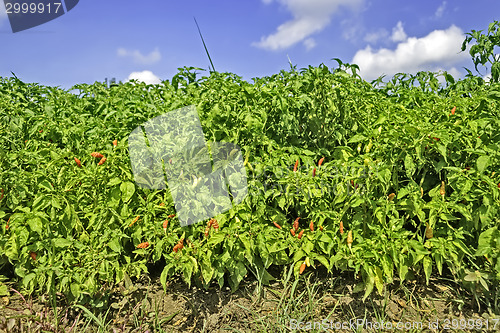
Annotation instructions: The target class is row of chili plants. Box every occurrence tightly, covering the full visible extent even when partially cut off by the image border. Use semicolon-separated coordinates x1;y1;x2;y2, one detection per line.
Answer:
0;62;499;310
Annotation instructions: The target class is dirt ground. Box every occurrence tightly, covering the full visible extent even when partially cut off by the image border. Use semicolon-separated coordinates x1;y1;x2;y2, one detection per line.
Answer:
0;266;498;332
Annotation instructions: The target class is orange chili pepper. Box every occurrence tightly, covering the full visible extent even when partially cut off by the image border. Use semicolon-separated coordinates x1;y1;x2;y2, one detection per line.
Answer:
297;230;304;239
91;152;104;158
98;157;106;165
440;181;446;197
74;157;81;167
299;262;306;274
293;159;299;172
273;221;282;229
129;216;140;227
293;217;300;232
137;242;149;249
318;157;325;167
309;220;314;232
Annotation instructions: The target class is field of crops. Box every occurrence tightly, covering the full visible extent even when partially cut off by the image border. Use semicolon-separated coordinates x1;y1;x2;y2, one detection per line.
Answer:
1;39;500;329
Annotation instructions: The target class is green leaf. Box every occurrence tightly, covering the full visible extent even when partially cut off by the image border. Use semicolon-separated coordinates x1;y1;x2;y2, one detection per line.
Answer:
374;266;384;295
348;134;367;143
314;255;331;271
362;268;375;302
53;238;72;248
423;256;432;285
0;282;8;296
475;227;497;256
207;232;226;247
70;283;81;299
107;177;122;187
404;154;416;178
476;155;490;174
200;253;215;285
27;216;42;236
108;237;122;253
160;264;174;292
120;181;136;203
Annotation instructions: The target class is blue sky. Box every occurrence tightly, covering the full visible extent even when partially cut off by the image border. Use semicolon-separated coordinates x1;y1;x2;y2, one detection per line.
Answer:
0;0;498;89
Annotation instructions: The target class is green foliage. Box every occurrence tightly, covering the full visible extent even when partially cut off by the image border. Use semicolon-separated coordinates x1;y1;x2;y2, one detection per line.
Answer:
0;43;500;311
462;20;500;82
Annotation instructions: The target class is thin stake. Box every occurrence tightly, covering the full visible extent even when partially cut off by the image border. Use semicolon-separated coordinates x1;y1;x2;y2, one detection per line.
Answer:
194;17;216;73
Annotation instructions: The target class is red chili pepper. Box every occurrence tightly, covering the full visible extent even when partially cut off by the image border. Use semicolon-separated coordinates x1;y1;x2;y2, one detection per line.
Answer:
137;242;149;249
128;216;140;227
91;152;104;159
0;188;3;201
312;167;316;177
290;228;296;236
297;230;304;239
318;157;325;167
273;221;282;229
168;214;176;218
30;251;37;261
299;262;306;274
293;159;299;172
293;217;300;232
309;220;314;232
173;238;184;252
74;157;82;167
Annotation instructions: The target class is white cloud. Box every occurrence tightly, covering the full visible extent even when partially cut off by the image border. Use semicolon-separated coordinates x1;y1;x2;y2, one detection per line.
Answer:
341;18;364;41
435;1;446;18
352;25;468;81
253;0;363;51
391;21;407;42
303;37;317;50
126;70;161;85
117;47;161;65
364;28;388;44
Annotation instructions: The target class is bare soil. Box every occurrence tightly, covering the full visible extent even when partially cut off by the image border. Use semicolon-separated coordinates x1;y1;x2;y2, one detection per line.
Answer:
1;266;498;332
